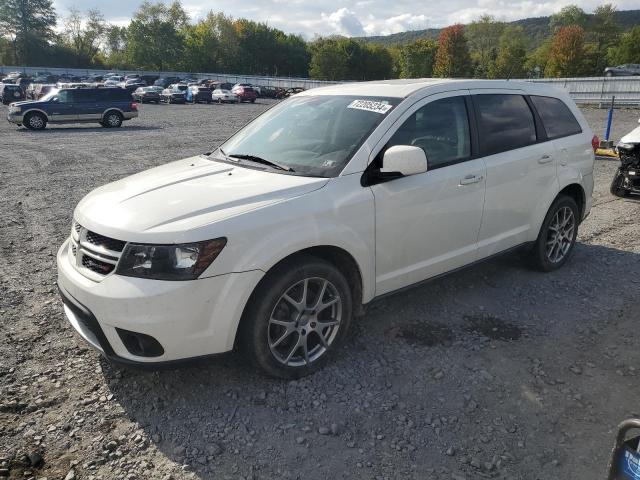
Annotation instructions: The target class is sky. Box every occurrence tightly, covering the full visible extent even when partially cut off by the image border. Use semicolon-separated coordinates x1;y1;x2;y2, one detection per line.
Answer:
51;0;639;38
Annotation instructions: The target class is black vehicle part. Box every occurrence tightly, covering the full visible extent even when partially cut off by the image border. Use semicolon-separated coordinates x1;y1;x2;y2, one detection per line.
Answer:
611;143;640;197
116;328;164;357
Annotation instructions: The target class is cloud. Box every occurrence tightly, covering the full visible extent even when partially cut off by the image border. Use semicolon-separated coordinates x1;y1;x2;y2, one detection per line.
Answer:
320;8;366;36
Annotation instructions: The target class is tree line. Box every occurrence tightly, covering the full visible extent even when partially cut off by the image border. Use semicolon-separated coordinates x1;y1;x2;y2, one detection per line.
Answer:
0;0;639;80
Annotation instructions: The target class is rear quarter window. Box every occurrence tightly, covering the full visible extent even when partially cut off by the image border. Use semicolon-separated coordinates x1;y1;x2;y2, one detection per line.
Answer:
473;94;537;156
530;95;582;139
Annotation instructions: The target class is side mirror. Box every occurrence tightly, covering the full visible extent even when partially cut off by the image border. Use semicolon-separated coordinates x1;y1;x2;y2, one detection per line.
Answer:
381;145;428;177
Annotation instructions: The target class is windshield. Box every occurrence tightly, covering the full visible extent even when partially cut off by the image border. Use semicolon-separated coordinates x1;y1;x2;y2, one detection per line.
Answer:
217;95;399;177
40;89;59;101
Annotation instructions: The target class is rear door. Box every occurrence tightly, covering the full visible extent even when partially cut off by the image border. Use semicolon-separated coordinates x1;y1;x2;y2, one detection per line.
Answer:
470;90;558;258
74;89;102;120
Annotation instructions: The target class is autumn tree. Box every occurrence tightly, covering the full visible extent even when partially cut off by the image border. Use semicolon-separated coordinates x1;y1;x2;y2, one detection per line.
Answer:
399;39;438;78
433;24;472;78
489;26;527;78
546;25;586;77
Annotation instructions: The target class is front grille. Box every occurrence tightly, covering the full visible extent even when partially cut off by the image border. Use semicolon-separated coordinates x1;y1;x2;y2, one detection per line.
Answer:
70;221;127;281
85;230;126;253
82;255;115;275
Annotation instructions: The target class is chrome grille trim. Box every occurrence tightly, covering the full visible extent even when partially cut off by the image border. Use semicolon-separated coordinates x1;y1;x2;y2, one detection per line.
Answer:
69;221;127;281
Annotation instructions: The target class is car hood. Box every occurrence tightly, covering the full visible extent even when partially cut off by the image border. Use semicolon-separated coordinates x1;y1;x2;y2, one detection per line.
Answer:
620;125;640;144
74;156;329;243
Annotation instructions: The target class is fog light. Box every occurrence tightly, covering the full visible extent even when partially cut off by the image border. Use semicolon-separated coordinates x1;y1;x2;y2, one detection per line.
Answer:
116;328;164;357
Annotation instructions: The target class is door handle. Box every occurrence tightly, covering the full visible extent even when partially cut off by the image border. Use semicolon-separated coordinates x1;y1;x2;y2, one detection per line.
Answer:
459;174;483;186
538;155;553;164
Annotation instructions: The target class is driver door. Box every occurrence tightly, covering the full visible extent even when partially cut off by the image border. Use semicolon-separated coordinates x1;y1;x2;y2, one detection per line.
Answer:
49;90;78;122
370;91;487;295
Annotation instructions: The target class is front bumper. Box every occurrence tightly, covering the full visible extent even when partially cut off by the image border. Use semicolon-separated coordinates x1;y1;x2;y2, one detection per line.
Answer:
7;112;24;124
57;238;263;364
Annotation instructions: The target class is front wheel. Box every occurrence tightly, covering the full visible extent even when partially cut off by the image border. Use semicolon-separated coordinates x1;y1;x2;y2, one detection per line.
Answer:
610;168;630;197
24;112;47;130
239;256;353;379
528;195;579;271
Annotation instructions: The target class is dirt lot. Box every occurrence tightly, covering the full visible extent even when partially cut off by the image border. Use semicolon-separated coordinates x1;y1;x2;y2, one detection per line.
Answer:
0;99;639;480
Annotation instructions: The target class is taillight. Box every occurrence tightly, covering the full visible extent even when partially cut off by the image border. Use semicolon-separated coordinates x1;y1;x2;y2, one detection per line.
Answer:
591;135;599;152
131;102;138;111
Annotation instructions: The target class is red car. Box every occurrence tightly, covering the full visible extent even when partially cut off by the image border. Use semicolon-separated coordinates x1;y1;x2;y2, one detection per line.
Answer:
231;86;257;103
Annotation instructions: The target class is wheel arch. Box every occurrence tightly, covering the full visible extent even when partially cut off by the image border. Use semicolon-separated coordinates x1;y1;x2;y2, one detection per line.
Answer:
558;183;586;220
23;108;50;121
101;108;125;120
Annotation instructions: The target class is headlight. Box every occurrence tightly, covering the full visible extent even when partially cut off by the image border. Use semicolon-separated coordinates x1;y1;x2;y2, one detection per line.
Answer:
617;142;635;150
9;106;21;113
116;238;227;281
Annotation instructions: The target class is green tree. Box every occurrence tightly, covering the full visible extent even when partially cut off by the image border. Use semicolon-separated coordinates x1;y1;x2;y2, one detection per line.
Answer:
525;39;551;77
546;25;586;77
489;26;527;78
399;39;437;78
309;37;393;81
433;24;472;77
309;37;349;80
104;25;129;67
549;5;588;31
62;8;106;66
0;0;57;65
126;1;187;71
589;4;620;73
466;15;504;78
607;26;640;65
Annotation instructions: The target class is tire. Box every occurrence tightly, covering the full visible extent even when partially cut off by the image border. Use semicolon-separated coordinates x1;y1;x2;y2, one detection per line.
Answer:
605;71;614;77
102;111;123;128
610;168;630;197
250;99;256;103
239;255;353;379
24;112;47;130
528;195;579;272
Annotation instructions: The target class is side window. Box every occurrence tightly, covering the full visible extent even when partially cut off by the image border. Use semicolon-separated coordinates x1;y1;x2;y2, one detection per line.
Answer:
75;90;98;103
474;94;536;155
387;96;471;169
57;90;74;103
530;95;582;139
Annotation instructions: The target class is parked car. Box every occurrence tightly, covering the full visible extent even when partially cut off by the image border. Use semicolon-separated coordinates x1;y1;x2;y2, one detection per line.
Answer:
6;87;138;130
26;83;56;100
0;84;26;104
610;118;640;197
103;79;121;87
187;85;213;104
55;79;595;378
123;79;147;92
154;76;181;88
233;83;261;96
212;89;238;103
604;64;640;77
231;85;257;103
260;86;283;99
132;86;161;104
160;87;186;104
277;87;305;99
140;75;159;86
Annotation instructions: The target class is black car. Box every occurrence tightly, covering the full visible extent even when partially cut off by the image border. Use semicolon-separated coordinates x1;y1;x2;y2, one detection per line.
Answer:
187;86;213;104
604;64;640;77
133;86;161;103
0;84;26;104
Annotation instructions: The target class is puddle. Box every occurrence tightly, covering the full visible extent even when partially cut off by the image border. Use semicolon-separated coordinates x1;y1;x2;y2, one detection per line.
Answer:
463;314;522;341
390;322;453;346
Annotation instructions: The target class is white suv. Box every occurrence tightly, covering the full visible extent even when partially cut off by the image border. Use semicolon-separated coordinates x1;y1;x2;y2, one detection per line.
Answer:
57;79;595;378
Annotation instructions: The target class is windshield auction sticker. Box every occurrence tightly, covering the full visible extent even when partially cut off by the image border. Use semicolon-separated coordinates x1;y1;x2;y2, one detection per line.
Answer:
347;99;393;114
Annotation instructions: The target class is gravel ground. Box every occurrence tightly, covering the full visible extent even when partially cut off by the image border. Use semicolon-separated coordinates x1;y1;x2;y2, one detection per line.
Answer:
0;100;639;480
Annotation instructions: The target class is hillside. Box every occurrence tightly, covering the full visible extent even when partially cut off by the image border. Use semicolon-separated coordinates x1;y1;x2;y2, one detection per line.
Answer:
356;9;640;49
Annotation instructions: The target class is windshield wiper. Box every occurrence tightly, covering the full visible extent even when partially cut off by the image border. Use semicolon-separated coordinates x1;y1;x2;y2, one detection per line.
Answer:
228;154;294;172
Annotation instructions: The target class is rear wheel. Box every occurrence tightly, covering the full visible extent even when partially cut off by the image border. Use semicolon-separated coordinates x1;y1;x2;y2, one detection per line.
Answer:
102;111;123;128
24;112;47;130
528;195;579;271
239;256;353;379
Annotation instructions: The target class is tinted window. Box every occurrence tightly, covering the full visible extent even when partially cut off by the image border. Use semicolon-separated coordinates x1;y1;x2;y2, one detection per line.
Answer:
98;89;131;102
530;95;582;139
57;90;76;103
474;94;536;155
387;96;471;168
74;90;98;102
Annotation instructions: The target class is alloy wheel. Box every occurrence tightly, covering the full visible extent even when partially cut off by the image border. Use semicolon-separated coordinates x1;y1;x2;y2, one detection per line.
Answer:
29;115;44;129
107;114;121;127
545;206;575;263
268;277;342;367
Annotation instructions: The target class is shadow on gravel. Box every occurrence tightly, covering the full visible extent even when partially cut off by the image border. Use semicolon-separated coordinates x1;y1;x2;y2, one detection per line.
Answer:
100;242;640;479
